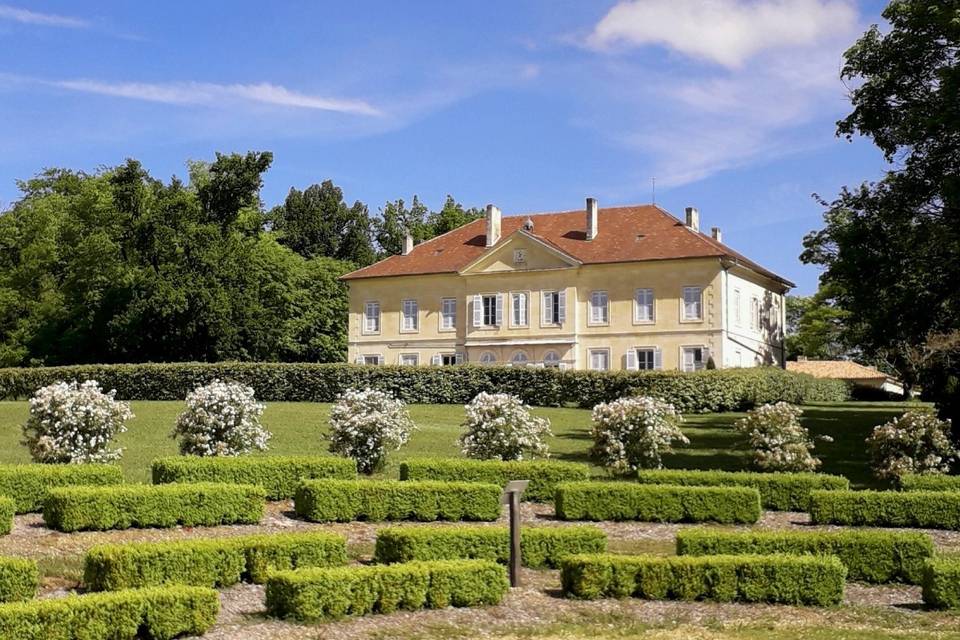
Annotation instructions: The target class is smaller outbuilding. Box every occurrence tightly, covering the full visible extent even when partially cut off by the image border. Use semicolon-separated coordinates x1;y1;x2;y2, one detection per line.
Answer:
786;359;905;397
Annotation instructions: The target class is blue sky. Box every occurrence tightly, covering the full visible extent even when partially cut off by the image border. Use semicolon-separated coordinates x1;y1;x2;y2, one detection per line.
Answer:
0;0;891;293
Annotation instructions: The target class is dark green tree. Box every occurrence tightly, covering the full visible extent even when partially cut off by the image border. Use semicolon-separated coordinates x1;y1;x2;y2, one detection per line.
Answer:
785;286;852;360
426;195;483;237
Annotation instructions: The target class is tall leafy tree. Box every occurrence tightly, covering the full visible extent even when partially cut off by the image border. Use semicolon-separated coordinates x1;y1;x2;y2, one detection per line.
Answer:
785;286;852;360
426;195;484;237
374;195;481;257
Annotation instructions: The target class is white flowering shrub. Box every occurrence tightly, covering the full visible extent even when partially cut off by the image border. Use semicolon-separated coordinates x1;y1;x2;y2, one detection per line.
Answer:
172;380;270;456
866;410;957;482
735;402;826;472
328;388;415;473
590;396;688;472
22;380;133;463
459;392;552;461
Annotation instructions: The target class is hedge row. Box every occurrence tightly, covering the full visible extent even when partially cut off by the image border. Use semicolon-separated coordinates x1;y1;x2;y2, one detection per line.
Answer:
265;560;508;622
399;459;589;502
560;553;846;605
84;531;348;591
0;463;124;513
294;479;501;523
922;556;960;609
151;455;356;500
808;490;960;530
0;586;218;640
554;482;761;523
0;557;38;603
0;362;849;411
373;525;607;569
635;468;849;511
676;528;933;584
900;475;960;492
0;497;12;536
43;482;266;532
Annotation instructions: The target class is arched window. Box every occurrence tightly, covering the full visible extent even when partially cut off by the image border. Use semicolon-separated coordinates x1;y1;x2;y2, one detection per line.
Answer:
479;351;497;365
511;350;529;366
542;350;560;367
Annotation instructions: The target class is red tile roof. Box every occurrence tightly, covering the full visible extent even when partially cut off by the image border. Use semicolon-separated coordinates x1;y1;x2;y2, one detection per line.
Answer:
786;360;892;381
342;204;793;286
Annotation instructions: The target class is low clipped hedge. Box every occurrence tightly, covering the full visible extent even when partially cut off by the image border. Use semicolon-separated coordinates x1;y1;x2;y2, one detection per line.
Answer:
0;586;218;640
0;362;848;411
265;560;508;622
676;528;933;584
0;557;38;603
808;490;960;530
0;497;13;536
0;463;124;513
560;553;846;606
84;531;348;590
636;468;849;511
43;482;266;532
900;475;960;492
399;458;589;502
554;482;761;523
151;455;356;500
922;556;960;609
373;525;607;569
294;479;501;523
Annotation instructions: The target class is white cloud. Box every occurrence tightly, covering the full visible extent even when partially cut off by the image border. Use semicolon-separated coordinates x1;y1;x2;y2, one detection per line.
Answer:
588;0;857;68
0;4;88;28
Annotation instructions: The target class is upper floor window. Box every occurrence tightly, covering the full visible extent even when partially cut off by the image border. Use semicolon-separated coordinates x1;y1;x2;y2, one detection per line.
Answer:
733;289;742;326
364;301;380;333
542;290;566;325
440;298;457;330
750;296;760;330
473;294;503;327
589;348;610;371
589;291;609;325
401;299;419;331
511;292;528;327
682;287;703;321
634;288;654;323
682;346;709;372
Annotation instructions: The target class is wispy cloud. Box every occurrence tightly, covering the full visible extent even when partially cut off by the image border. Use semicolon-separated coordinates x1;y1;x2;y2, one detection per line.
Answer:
0;4;89;29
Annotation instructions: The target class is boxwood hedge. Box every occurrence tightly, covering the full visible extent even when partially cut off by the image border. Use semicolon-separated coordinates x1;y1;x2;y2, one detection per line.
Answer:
373;525;607;569
636;468;849;511
900;475;960;492
265;560;509;622
808;490;960;530
554;481;761;523
43;482;266;532
560;553;846;606
151;455;356;500
294;479;501;523
0;497;13;536
0;463;124;514
0;362;848;411
922;556;960;609
399;458;589;502
0;586;219;640
676;528;933;584
0;557;38;603
84;531;348;590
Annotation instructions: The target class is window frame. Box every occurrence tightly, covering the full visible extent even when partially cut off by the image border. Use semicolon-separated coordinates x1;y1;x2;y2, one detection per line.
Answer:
681;286;703;322
733;288;742;326
400;298;419;332
542;350;561;368
363;301;381;335
510;291;529;328
633;288;655;324
588;347;611;371
510;350;529;366
541;290;565;327
750;296;760;331
588;290;609;326
399;353;419;366
636;347;656;370
362;354;383;366
439;297;457;332
482;294;498;327
479;351;497;365
680;345;708;372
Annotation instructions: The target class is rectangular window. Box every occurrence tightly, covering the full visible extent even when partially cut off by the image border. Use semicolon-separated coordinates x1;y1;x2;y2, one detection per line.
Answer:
734;289;742;325
589;291;609;324
472;294;502;327
682;286;703;321
681;346;708;372
589;348;610;371
399;354;419;366
401;299;418;331
750;296;760;330
482;295;498;326
363;354;382;366
511;292;528;327
637;348;656;370
542;290;565;325
440;298;456;330
442;354;458;366
364;301;380;333
634;288;654;323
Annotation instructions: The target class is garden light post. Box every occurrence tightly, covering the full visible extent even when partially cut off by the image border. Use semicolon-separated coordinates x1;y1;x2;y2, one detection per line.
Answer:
501;480;529;588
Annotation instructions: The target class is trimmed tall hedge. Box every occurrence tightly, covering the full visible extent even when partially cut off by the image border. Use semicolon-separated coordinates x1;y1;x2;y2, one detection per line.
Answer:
676;528;933;584
900;475;960;492
0;497;13;536
265;560;508;622
0;362;848;411
554;482;761;523
399;458;589;502
0;586;219;640
0;557;38;603
294;479;501;523
560;553;846;606
43;482;266;532
84;531;348;590
151;455;356;500
373;525;607;569
808;490;960;530
922;556;960;609
0;463;124;513
636;468;848;511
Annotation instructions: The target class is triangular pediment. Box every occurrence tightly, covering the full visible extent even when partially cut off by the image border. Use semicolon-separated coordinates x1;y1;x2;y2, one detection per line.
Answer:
459;230;579;274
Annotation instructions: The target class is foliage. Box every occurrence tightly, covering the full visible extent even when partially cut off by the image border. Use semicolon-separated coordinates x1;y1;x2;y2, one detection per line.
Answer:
22;380;132;464
808;489;960;530
0;586;219;640
559;553;846;606
293;479;501;523
554;482;761;524
328;388;415;474
735;402;826;472
459;392;552;461
901;474;960;492
42;482;266;532
922;557;960;610
265;560;508;622
590;396;687;472
785;286;853;360
866;410;957;482
151;455;355;500
171;380;270;456
0;557;37;602
0;498;12;536
676;528;933;584
0;463;123;514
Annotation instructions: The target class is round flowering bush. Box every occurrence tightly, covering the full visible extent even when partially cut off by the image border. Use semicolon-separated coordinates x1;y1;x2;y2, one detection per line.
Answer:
22;380;133;463
735;402;826;472
459;392;552;461
590;396;688;472
328;388;416;474
866;410;957;482
172;380;270;456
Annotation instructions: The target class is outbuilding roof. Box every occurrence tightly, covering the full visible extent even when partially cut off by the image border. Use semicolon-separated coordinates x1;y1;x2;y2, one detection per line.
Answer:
786;360;892;381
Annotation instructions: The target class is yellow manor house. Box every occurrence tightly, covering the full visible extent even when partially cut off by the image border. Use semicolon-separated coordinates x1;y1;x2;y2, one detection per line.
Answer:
341;200;792;371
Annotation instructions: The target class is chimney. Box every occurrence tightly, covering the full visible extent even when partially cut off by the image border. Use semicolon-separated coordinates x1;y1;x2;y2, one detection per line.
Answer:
684;206;700;232
585;197;598;240
402;232;414;256
711;226;722;243
485;204;501;247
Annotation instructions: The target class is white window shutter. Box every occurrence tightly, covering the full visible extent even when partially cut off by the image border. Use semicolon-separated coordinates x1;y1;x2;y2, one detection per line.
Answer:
431;354;442;365
625;349;638;371
654;348;663;370
472;295;482;328
543;292;553;324
354;355;365;365
455;352;464;365
557;290;566;324
495;293;504;326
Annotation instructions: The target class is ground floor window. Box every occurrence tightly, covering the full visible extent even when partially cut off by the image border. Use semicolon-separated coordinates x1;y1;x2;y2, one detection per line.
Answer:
511;350;528;366
636;347;656;370
362;354;382;366
682;346;708;372
442;353;460;366
479;351;496;365
543;350;560;367
399;353;419;366
588;348;610;371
